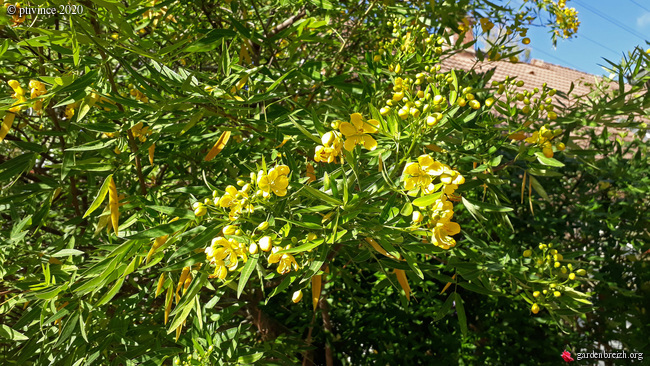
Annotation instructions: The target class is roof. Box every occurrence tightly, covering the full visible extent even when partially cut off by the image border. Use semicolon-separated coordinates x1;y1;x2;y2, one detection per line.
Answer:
440;50;601;98
440;50;645;145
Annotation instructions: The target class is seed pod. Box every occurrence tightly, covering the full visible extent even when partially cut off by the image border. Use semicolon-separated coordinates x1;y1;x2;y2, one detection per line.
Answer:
148;143;155;165
312;275;322;311
204;131;232;162
395;269;411;300
364;237;394;259
0;113;16;142
108;176;120;236
155;273;165;298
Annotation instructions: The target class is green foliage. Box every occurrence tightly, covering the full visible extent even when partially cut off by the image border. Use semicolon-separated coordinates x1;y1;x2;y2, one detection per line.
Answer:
0;0;648;365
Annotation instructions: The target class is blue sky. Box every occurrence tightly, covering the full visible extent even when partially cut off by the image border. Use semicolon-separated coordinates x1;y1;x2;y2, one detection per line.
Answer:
521;0;649;76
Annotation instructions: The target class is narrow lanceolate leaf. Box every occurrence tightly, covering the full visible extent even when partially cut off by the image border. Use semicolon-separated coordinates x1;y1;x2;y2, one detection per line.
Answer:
204;131;231;161
395;269;410;300
0;112;15;142
108;176;119;235
312;274;322;311
148;143;155;165
83;174;113;218
237;254;258;299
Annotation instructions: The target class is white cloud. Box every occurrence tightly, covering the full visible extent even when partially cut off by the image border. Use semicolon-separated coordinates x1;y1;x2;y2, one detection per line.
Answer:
637;12;650;28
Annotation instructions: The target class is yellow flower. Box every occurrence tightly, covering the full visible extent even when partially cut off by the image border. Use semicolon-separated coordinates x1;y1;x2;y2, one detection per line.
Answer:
268;246;299;274
257;165;290;197
432;221;461;249
306;163;316;182
430;196;455;225
205;236;249;279
314;131;343;163
338;113;379;151
402;154;445;191
218;185;253;220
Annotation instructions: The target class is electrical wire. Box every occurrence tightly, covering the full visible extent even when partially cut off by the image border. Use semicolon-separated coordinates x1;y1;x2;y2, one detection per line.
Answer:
573;0;647;42
528;46;584;71
627;0;650;13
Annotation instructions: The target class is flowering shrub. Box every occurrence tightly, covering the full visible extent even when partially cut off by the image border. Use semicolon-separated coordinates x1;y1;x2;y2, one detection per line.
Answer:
0;0;648;364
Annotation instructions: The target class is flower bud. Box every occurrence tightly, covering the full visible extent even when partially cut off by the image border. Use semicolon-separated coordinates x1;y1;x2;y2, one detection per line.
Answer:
259;236;272;252
531;303;540;314
249;243;259;254
523;249;532;257
533;291;540;298
257;221;269;231
223;225;237;235
576;269;586;276
292;290;303;303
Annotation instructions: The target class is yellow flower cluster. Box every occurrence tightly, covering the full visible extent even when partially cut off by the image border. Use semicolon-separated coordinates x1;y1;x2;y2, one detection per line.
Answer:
257;165;290;197
338;113;379;151
64;102;78;120
379;18;445;68
524;124;565;158
268;245;299;274
129;87;149;103
216;184;254;221
28;80;47;112
553;2;579;38
314;131;343;163
130;122;152;142
403;154;465;249
523;243;588;315
193;164;290;220
524;0;579;38
479;17;495;32
4;2;25;26
204;236;249;279
382;67;485;130
7;80;26;113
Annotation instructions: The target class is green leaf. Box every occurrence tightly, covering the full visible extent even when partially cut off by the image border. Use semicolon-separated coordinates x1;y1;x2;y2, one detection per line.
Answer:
95;277;125;306
167;297;195;334
238;353;265;363
277;239;324;254
66;139;116;152
146;206;195;220
528;175;549;201
535;152;565;167
461;197;513;212
237;255;259;299
185;29;237;53
412;192;443;208
82;174;113;218
300;185;343;206
0;324;28;341
455;293;468;336
52;249;84;257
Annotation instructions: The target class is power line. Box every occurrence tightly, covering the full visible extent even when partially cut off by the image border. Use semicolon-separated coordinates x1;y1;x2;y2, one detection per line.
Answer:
628;0;650;13
578;34;621;58
529;46;583;71
573;0;647;42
